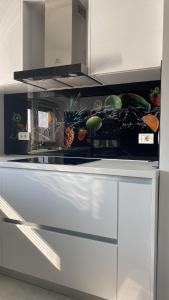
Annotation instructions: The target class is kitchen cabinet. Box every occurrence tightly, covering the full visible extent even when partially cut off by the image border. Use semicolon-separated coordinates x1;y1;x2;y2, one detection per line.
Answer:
118;178;158;300
0;0;22;85
0;167;158;300
88;0;163;79
0;0;44;85
0;168;118;239
1;223;117;299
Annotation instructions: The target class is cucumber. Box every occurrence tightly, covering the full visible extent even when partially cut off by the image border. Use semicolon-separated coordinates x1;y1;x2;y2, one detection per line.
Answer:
120;93;151;110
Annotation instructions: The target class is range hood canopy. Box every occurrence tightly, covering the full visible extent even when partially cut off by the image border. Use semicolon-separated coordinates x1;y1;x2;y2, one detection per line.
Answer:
14;64;103;90
14;0;103;91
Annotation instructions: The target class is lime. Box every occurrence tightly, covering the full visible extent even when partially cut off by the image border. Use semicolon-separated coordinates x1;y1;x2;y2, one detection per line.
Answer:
104;95;122;109
86;116;102;131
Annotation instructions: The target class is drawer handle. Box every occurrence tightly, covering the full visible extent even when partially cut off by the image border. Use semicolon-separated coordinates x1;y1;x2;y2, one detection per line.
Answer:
3;218;118;245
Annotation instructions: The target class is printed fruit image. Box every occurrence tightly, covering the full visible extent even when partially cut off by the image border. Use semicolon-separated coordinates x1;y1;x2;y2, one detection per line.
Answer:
64;127;75;148
93;99;103;111
120;93;151;110
86;116;102;132
12;113;22;123
64;110;87;128
16;123;25;130
104;95;122;109
142;114;159;132
150;87;160;106
78;128;87;141
48;111;54;124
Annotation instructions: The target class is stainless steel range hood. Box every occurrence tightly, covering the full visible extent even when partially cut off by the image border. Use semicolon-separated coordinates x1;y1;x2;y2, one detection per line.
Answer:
14;0;103;90
14;63;102;90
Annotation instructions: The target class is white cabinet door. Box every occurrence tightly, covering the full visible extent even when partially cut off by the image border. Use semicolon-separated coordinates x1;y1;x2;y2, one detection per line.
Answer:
0;0;22;84
88;0;163;75
0;0;44;85
0;168;118;239
118;178;157;300
1;223;117;300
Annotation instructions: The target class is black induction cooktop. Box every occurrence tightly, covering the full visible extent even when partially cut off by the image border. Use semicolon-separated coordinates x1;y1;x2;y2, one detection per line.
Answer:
11;156;100;165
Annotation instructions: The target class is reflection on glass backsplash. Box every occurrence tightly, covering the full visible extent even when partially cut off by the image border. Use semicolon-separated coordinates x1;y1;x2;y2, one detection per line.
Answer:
27;82;160;160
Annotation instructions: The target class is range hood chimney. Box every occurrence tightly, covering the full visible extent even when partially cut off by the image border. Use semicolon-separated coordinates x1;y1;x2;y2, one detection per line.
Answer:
45;0;86;68
14;0;102;90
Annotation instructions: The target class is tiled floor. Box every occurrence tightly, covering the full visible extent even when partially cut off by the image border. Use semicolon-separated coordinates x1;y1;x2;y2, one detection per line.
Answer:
0;274;75;300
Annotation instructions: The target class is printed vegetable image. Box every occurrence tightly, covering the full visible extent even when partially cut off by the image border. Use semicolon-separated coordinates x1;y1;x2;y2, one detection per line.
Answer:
142;114;159;132
120;93;151;110
104;95;122;109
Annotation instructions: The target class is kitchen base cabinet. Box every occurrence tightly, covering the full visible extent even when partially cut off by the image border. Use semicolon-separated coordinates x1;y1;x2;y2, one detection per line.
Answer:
0;166;158;300
118;178;158;300
1;223;117;300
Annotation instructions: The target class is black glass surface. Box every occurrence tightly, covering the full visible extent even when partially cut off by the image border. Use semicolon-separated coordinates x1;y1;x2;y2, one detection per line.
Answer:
4;80;160;161
11;156;100;165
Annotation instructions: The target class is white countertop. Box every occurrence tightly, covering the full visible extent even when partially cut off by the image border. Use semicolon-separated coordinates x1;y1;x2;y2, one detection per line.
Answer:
0;155;159;179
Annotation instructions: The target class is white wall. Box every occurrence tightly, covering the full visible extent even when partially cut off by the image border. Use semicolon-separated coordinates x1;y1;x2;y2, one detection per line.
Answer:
0;94;4;155
158;0;169;299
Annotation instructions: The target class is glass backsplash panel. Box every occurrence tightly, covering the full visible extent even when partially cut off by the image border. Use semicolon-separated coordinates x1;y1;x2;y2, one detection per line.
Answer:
4;81;160;160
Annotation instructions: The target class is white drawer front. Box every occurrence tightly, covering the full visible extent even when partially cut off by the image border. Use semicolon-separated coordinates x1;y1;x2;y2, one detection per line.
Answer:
1;169;118;239
2;223;117;300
